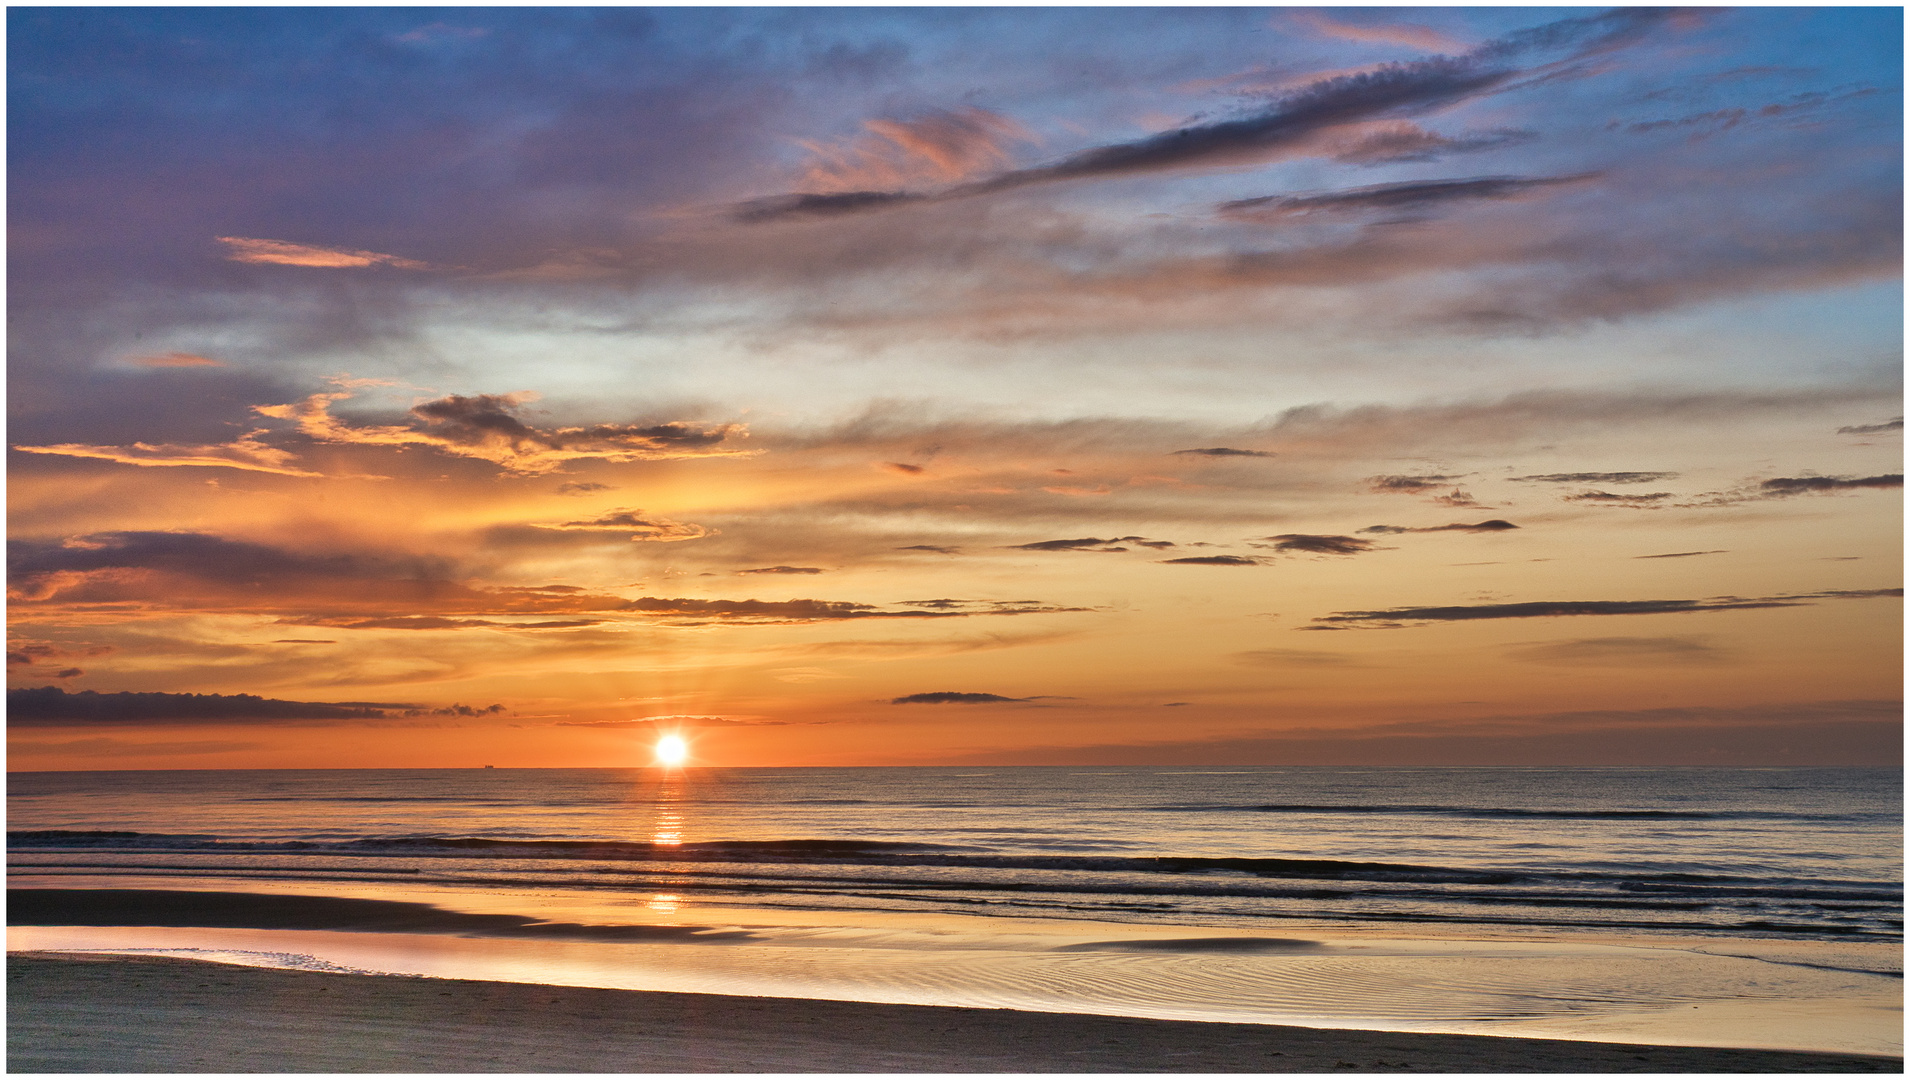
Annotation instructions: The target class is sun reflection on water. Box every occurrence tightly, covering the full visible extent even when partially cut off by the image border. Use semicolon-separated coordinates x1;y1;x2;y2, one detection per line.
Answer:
646;771;689;847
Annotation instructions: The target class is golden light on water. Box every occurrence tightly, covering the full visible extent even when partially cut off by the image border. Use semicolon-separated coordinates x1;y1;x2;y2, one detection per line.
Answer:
654;734;688;768
651;807;684;846
647;769;688;847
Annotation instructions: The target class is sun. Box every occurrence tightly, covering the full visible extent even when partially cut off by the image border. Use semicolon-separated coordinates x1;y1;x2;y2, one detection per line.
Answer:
654;734;689;768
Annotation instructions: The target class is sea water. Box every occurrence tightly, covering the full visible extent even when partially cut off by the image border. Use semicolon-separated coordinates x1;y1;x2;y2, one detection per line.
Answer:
8;766;1903;1054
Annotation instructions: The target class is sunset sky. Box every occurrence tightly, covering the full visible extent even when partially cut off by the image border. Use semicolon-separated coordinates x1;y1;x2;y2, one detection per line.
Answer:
8;6;1902;769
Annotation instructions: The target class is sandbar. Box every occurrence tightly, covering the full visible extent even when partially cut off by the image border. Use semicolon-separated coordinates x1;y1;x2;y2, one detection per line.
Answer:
9;952;1901;1073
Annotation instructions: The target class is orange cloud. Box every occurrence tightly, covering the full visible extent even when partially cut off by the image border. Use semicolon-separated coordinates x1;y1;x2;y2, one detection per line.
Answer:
126;352;225;368
1284;10;1469;53
12;430;324;477
16;385;754;479
216;235;430;269
798;107;1037;192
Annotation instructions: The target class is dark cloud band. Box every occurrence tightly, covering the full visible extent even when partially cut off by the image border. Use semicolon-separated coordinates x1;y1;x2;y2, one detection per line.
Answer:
9;686;412;726
891;691;1028;704
1759;474;1902;494
1510;472;1676;484
1262;534;1377;555
1358;520;1518;534
1221;173;1598;221
1314;588;1901;628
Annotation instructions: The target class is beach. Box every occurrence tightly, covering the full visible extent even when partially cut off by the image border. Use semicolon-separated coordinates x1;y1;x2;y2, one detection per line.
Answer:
9;767;1902;1067
10;952;1901;1073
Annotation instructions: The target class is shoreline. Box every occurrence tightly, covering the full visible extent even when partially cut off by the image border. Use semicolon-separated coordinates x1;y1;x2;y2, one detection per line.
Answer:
10;952;1903;1073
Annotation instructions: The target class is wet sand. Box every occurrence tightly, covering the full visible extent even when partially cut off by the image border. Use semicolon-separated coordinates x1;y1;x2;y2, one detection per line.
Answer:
9;953;1901;1073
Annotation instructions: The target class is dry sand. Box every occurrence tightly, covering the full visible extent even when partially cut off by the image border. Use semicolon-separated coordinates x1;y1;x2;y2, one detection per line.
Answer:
8;952;1900;1073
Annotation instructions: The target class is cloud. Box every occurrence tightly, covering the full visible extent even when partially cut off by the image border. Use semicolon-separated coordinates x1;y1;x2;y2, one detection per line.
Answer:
286;597;1082;628
1323;123;1538;165
12;9;1877;354
1368;474;1465;493
556;482;615;495
794;107;1038;193
1429;488;1487;508
8;641;115;673
1161;555;1262;566
1636;550;1727;559
896;545;961;555
13;430;325;477
737;566;824;575
735;9;1690;222
1008;536;1148;552
254;388;754;475
1759;474;1902;495
969;59;1513;185
7;685;416;727
1258;388;1896;457
1313;588;1901;628
9;530;464;611
1505;636;1729;666
18;385;756;479
7;530;1088;626
882;462;927;475
733;189;931;223
1670;473;1902;509
531;509;713;542
1285;10;1470;53
296;616;603;631
766;391;1890;519
891;599;1082;616
7;737;266;758
1220;174;1598;223
1510;472;1677;484
216;235;430;269
126;352;224;368
1358;520;1519;534
1837;418;1903;436
1260;534;1378;555
1563;490;1676;507
1619;86;1882;141
6;654;88;680
890;691;1029;704
429;703;507;717
1172;447;1273;458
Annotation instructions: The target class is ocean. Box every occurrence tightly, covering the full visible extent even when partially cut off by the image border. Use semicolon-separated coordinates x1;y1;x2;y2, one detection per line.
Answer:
8;766;1903;1054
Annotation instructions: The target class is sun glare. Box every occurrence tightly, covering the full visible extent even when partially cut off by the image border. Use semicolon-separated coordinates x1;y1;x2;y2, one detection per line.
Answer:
654;734;689;768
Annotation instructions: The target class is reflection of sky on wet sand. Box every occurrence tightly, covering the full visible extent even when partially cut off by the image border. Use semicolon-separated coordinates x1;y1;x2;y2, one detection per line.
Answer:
10;919;1898;1057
